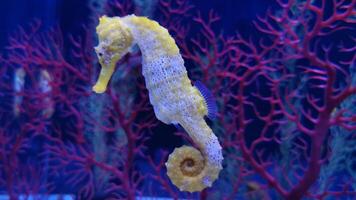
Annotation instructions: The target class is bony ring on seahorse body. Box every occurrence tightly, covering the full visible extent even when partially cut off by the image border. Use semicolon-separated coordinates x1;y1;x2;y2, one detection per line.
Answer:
92;14;223;192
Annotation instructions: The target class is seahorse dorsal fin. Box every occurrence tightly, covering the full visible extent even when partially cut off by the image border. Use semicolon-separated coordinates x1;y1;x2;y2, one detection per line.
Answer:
194;81;218;120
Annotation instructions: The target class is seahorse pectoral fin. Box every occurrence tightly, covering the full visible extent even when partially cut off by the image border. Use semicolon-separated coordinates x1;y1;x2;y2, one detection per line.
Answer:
194;81;218;120
92;62;116;93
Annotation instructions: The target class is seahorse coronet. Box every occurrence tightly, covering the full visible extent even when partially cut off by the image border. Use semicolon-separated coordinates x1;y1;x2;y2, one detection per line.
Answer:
92;14;223;192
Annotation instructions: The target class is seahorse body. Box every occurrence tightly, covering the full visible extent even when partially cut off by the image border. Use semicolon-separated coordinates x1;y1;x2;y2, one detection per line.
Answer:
92;15;223;192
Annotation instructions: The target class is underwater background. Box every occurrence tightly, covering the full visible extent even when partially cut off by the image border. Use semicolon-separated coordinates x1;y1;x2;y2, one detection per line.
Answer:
0;0;355;199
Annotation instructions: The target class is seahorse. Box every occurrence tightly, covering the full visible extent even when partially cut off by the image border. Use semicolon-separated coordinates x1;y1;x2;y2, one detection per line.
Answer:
92;15;223;192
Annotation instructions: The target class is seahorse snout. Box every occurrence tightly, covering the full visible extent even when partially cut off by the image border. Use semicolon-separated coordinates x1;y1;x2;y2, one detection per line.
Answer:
92;63;115;93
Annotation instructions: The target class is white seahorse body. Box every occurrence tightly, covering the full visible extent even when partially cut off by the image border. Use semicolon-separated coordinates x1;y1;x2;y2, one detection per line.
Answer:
93;15;223;192
122;16;192;125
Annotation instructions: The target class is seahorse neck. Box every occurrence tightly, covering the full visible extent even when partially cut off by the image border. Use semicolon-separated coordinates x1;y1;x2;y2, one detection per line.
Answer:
122;15;180;61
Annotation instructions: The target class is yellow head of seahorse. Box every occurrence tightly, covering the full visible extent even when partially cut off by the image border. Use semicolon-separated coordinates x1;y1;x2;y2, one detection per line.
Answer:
92;16;133;93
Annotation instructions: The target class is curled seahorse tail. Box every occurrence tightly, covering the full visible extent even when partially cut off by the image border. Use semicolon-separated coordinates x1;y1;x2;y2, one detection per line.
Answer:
166;146;205;192
166;117;223;192
166;145;221;192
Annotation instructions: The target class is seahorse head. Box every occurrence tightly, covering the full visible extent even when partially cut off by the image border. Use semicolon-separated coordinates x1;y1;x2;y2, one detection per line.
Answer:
92;15;133;93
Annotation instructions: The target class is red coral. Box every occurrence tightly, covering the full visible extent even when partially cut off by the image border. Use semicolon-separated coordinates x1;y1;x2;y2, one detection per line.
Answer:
0;0;355;199
160;0;355;199
181;0;355;199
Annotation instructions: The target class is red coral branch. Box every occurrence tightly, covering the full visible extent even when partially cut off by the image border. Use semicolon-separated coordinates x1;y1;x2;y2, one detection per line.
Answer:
1;0;354;199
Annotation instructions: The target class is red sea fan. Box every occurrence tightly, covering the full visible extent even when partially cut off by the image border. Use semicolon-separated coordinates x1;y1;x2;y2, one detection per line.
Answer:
0;0;355;199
